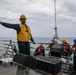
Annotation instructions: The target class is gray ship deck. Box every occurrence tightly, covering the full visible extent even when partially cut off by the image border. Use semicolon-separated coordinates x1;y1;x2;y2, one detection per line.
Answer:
0;65;71;75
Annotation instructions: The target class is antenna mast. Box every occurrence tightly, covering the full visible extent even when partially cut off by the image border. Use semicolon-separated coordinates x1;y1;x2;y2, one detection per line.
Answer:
54;0;58;39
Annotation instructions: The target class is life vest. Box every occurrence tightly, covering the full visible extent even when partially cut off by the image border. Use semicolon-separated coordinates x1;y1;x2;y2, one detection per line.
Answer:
17;24;31;42
63;42;70;52
38;45;44;53
72;44;76;53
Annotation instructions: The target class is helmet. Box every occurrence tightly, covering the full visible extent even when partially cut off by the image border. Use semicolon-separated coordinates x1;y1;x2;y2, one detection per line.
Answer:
62;38;67;43
74;39;76;43
19;14;27;20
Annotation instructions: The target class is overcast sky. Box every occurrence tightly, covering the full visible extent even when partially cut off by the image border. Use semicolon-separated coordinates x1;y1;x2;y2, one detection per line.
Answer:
0;0;76;37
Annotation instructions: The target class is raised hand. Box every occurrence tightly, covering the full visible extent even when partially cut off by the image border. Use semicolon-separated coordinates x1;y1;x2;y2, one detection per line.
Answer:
0;21;2;24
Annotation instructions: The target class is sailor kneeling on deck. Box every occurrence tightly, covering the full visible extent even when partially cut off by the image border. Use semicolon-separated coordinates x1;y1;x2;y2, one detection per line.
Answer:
34;43;45;56
46;39;58;56
62;38;72;57
72;39;76;73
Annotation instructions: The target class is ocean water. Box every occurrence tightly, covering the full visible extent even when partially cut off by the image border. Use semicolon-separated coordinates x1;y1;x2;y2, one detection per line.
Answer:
30;37;75;51
0;37;75;55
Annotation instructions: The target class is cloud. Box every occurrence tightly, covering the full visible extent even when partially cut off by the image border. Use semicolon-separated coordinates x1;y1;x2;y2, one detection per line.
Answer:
0;0;76;37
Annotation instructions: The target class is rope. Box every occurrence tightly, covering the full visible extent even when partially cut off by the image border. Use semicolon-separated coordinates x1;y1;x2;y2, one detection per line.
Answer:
0;40;10;42
30;46;50;51
0;40;72;45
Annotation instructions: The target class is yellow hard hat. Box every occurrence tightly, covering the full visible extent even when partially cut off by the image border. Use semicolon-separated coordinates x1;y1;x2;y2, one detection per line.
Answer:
19;14;27;20
62;38;67;43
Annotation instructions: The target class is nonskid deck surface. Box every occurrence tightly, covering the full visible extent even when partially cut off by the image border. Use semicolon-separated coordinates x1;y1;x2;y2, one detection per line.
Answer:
0;65;71;75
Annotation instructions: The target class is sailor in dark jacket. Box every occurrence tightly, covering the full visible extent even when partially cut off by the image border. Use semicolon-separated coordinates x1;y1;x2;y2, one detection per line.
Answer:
0;14;35;75
72;39;76;73
0;14;35;55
